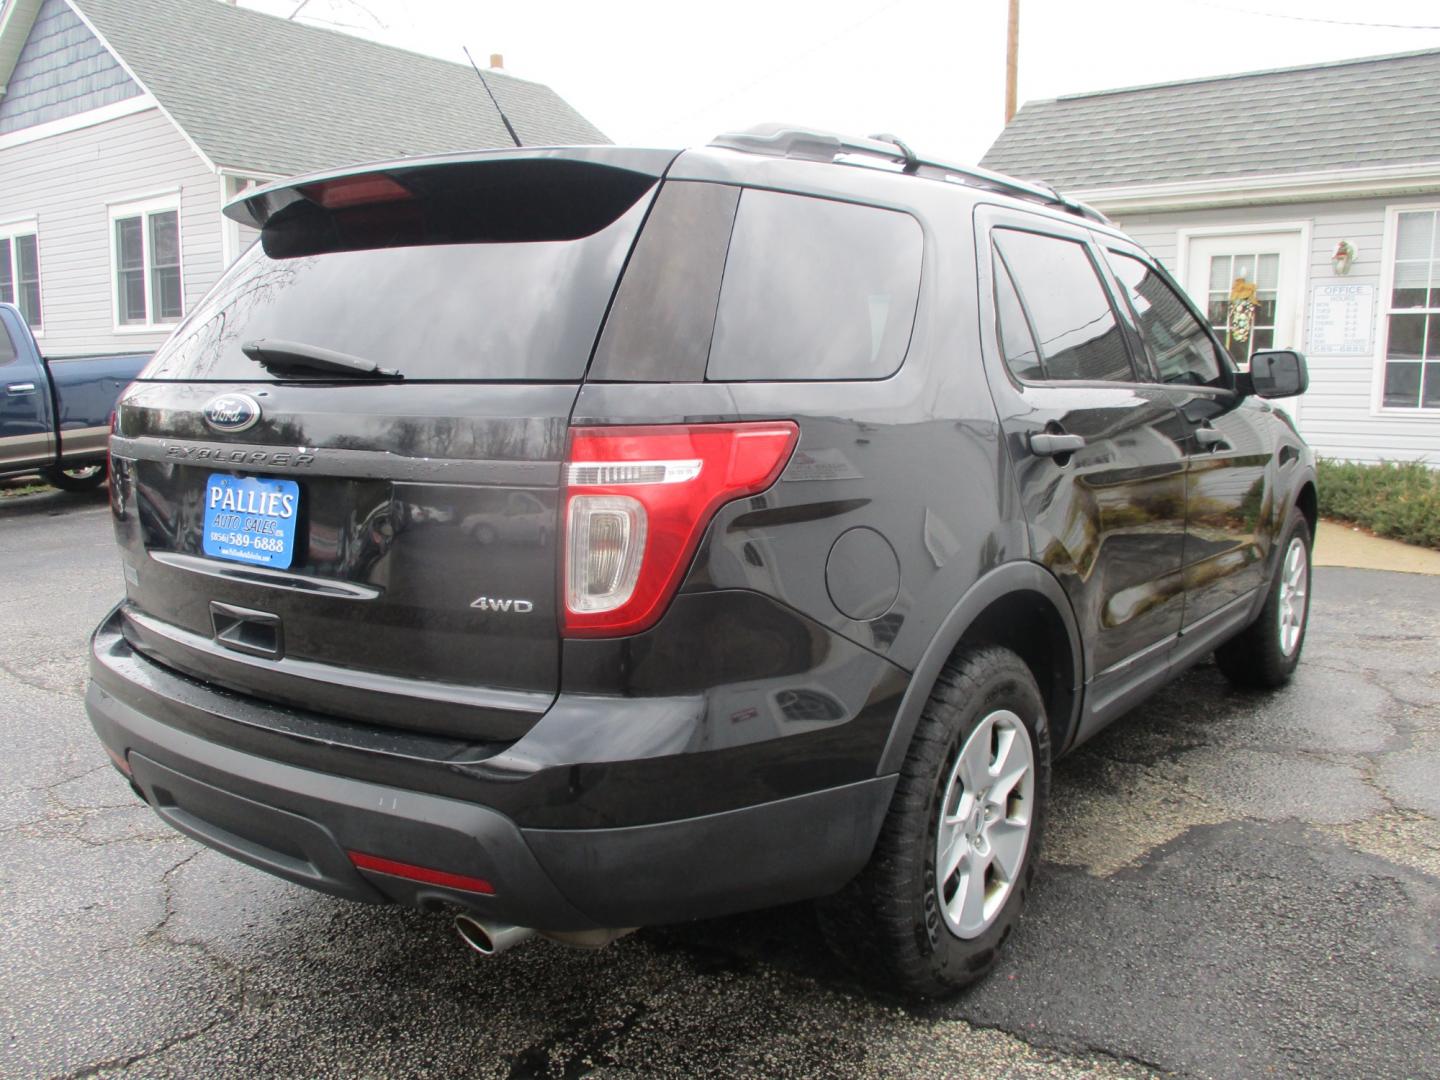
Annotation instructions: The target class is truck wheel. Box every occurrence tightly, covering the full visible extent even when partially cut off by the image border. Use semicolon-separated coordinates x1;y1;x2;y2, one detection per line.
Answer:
46;464;108;493
1215;509;1312;689
816;645;1050;997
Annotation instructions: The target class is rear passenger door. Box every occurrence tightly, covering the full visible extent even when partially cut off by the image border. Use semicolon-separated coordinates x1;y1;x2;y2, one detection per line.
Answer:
1101;245;1271;625
976;208;1190;693
0;306;54;471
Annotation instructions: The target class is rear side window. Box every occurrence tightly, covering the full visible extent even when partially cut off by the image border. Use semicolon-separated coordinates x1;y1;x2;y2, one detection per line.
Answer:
590;182;740;382
993;228;1134;383
0;319;15;364
1107;251;1226;387
706;190;922;381
994;255;1043;381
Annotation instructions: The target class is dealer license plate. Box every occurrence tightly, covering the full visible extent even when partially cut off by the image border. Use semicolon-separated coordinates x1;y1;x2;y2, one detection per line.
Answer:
202;473;300;569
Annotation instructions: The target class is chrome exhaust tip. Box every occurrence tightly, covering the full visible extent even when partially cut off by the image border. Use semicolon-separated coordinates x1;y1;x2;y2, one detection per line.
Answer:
454;914;536;956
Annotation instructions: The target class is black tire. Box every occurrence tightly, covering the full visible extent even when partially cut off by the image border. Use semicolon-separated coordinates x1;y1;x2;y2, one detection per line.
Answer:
45;463;108;493
816;645;1051;997
1214;509;1312;689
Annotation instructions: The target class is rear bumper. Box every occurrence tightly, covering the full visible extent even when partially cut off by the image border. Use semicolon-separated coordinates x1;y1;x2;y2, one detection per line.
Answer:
88;610;896;930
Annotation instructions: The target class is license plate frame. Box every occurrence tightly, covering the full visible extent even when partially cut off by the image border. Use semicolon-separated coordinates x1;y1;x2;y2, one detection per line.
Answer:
202;473;300;570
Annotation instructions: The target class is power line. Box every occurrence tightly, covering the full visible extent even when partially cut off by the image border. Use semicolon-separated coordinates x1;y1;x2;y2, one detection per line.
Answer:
1177;0;1440;31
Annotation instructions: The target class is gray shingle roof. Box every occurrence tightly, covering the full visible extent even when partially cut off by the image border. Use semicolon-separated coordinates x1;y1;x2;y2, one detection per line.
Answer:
71;0;608;176
980;49;1440;191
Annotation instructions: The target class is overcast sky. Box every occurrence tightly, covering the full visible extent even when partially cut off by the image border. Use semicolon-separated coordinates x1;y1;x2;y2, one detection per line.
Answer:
245;0;1440;163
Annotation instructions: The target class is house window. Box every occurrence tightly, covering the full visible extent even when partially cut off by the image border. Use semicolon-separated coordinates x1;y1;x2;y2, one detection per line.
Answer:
0;223;42;331
1384;209;1440;409
110;196;183;328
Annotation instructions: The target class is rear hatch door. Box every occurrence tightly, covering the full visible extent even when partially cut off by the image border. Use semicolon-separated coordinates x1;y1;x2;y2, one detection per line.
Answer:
109;149;673;741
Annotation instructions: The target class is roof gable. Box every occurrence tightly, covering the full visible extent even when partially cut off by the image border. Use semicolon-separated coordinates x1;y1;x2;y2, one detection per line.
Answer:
65;0;607;176
981;49;1440;192
0;0;139;134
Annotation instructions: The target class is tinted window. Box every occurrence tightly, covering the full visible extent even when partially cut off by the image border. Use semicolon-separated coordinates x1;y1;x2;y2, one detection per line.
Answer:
591;181;740;382
707;190;922;381
1108;251;1225;387
142;175;657;382
994;253;1042;381
993;229;1134;382
0;321;15;365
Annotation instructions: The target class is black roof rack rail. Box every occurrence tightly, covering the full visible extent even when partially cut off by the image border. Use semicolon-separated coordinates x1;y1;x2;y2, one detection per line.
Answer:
709;123;1112;226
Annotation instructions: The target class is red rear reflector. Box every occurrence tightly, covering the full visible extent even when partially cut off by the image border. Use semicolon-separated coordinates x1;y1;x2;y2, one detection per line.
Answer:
106;408;117;508
346;851;495;895
104;744;131;777
301;174;413;210
563;421;799;638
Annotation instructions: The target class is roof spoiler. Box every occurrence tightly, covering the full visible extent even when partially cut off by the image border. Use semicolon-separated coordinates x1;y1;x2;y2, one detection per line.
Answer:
710;124;1112;226
223;146;680;231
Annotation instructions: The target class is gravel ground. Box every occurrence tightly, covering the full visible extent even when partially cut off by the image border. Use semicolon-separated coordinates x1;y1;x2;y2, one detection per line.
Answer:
2;488;1437;1080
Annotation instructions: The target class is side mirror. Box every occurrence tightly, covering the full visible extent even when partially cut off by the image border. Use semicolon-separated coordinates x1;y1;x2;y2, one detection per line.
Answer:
1247;349;1309;399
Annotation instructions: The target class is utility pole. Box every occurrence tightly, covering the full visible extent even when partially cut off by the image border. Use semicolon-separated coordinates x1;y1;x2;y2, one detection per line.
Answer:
1004;0;1020;123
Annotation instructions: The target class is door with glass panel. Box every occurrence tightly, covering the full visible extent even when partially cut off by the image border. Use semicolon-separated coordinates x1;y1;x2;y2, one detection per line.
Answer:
1383;209;1440;410
1184;231;1305;423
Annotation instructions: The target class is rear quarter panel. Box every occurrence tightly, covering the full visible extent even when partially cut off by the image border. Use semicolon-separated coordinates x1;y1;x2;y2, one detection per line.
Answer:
573;156;1028;678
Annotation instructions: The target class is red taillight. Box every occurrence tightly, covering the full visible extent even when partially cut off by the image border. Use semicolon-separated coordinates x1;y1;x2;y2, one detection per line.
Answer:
346;851;495;895
300;173;413;210
562;422;799;638
106;409;118;510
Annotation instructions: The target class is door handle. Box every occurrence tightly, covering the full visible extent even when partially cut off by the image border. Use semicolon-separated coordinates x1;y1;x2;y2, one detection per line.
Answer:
210;601;284;660
1030;431;1087;457
6;382;36;395
1194;426;1228;450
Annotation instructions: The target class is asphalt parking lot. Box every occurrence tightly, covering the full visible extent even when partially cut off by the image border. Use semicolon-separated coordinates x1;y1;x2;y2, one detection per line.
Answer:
2;489;1437;1080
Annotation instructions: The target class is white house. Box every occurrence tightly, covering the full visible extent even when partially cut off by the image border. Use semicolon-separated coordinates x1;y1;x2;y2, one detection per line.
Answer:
0;0;606;358
982;49;1440;465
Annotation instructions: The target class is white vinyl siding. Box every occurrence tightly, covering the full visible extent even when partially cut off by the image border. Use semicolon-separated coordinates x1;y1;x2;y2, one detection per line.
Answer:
1117;195;1440;466
0;105;224;356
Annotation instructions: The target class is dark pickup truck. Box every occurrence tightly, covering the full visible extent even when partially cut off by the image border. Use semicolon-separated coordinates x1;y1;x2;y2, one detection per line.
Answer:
0;302;149;491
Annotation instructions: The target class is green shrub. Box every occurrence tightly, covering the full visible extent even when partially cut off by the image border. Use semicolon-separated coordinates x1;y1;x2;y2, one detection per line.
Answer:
1316;458;1440;550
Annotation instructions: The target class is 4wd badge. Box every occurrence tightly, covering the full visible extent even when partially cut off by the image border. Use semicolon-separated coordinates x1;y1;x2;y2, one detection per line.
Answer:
471;596;534;613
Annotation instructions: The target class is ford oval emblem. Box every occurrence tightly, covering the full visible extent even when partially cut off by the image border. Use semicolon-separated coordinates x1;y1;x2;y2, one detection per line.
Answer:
202;393;262;434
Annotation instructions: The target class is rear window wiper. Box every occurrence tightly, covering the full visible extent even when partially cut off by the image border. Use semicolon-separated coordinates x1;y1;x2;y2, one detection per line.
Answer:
241;339;403;380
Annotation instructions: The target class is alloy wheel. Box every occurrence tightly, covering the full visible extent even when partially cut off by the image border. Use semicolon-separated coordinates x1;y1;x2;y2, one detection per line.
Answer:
934;709;1035;939
1277;536;1309;657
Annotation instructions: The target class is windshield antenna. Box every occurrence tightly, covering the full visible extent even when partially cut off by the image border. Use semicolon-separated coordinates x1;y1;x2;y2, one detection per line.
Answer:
463;46;522;148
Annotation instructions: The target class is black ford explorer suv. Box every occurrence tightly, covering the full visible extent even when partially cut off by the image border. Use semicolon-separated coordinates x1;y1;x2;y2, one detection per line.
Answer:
87;125;1316;996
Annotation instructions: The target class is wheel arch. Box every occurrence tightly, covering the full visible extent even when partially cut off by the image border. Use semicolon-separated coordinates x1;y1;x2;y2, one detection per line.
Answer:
878;562;1084;774
1295;477;1318;538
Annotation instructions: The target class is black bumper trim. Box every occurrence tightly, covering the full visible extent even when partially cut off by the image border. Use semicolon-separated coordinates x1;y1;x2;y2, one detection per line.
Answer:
89;679;591;929
524;777;895;926
89;678;897;930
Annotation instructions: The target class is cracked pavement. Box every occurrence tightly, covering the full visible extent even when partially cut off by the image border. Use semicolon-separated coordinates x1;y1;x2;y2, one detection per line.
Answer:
2;489;1437;1079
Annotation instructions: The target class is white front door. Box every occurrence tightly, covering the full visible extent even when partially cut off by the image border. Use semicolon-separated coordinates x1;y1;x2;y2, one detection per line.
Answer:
1183;230;1307;424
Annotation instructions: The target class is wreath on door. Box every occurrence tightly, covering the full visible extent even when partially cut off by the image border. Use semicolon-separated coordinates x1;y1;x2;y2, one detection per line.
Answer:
1227;277;1257;346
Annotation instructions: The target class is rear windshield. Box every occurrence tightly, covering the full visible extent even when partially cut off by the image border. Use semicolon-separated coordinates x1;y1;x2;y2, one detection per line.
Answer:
141;190;655;383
